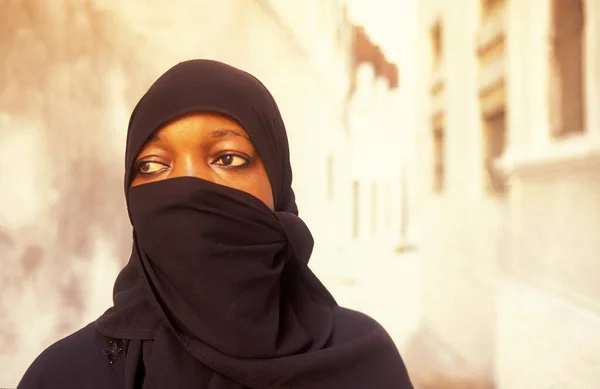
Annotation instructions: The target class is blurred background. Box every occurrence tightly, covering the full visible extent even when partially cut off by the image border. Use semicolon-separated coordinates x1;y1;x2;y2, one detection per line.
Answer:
1;0;599;387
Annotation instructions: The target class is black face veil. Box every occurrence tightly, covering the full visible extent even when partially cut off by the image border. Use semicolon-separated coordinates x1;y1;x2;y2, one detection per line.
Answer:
96;60;413;389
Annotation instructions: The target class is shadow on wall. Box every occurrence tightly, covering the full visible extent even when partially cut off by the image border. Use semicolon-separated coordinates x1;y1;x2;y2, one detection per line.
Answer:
417;376;495;389
0;0;150;359
403;328;496;389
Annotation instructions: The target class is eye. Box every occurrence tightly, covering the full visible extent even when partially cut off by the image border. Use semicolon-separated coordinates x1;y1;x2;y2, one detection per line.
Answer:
137;161;169;175
212;154;250;168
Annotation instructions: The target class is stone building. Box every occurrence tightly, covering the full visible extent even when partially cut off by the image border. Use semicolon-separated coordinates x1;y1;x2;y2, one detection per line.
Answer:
0;0;417;386
309;0;422;357
415;0;600;387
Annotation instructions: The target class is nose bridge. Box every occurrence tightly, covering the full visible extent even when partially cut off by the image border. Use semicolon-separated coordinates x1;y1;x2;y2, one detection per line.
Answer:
171;152;210;181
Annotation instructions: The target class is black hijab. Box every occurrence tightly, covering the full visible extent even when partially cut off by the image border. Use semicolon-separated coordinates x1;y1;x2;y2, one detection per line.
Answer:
96;59;413;389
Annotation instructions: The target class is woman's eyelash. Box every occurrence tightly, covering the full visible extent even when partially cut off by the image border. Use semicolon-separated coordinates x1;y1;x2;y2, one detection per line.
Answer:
136;160;169;175
134;153;252;176
212;153;252;168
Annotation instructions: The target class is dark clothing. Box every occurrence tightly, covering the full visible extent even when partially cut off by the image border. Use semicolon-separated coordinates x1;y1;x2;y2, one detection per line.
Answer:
19;322;229;388
20;310;409;389
18;60;414;389
18;323;121;389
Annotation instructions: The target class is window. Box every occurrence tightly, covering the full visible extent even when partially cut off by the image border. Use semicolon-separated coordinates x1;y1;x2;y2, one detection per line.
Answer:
432;127;445;193
476;0;506;99
549;0;585;137
430;18;445;195
371;183;378;233
352;180;360;238
483;110;506;195
430;21;443;68
477;0;506;197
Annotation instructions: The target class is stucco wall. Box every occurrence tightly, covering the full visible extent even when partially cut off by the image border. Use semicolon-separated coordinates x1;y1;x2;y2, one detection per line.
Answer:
415;0;600;387
0;0;352;385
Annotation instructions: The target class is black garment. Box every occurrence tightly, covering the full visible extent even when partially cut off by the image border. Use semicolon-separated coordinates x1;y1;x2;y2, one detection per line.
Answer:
18;60;413;389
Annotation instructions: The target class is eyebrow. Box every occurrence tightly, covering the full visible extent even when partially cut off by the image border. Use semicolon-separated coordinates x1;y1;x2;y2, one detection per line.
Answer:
147;134;161;143
208;128;250;140
145;128;250;144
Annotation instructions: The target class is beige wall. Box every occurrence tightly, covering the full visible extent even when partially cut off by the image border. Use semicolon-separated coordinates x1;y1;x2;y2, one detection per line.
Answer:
2;1;426;387
0;0;362;385
416;0;600;387
415;0;504;382
498;0;600;387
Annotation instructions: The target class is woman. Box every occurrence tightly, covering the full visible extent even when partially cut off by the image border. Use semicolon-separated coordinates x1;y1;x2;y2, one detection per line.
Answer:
18;60;413;389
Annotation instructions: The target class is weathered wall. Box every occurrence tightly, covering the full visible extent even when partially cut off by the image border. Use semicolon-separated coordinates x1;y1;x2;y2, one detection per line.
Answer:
415;0;600;387
414;0;505;383
0;0;354;385
496;0;600;387
0;2;140;383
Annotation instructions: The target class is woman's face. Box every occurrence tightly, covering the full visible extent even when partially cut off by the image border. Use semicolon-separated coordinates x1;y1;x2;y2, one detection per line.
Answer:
130;112;275;210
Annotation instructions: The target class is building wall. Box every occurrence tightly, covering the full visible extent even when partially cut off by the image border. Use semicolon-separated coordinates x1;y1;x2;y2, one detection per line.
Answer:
497;0;600;387
345;0;420;251
315;2;423;358
0;0;356;386
415;0;505;382
416;0;600;387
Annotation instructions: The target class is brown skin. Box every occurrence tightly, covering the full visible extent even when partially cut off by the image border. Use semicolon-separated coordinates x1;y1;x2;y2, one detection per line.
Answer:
130;112;275;210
